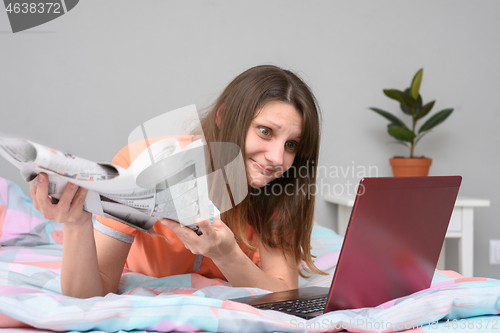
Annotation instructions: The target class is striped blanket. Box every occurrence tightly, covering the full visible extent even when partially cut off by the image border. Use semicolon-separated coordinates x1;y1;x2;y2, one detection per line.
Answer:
0;176;499;332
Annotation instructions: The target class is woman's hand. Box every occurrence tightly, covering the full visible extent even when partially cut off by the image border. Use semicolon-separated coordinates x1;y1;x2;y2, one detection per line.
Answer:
161;218;238;261
163;217;298;291
30;173;91;226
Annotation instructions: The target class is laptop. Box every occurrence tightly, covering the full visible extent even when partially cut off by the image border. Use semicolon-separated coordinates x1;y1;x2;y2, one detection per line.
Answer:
231;176;462;318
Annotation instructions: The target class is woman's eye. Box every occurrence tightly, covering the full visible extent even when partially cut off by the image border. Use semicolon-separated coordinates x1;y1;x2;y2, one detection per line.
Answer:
259;127;270;136
286;141;298;150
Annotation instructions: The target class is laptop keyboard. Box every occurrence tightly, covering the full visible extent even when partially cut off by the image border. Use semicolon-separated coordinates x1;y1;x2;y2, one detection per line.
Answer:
254;296;327;315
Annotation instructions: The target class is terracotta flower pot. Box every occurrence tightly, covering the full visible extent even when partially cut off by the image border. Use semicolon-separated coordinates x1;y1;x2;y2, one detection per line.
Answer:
389;157;432;177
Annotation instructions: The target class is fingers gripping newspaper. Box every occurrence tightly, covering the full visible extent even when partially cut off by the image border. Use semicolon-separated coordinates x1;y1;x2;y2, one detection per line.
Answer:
0;137;220;238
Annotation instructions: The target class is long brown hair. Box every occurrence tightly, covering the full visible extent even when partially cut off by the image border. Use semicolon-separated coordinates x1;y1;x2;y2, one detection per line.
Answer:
199;65;324;277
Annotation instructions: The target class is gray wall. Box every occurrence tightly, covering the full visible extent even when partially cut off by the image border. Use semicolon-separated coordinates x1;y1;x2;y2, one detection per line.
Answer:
1;1;498;279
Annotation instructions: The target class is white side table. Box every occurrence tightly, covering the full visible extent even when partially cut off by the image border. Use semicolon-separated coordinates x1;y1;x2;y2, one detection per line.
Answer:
323;194;490;277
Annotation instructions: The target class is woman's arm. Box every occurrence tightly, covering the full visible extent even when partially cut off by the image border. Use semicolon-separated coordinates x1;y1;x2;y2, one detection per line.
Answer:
214;238;299;291
61;225;131;297
31;173;131;298
161;218;298;291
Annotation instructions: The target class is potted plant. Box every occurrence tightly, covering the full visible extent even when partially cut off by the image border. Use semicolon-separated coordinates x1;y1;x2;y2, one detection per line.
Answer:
369;68;454;177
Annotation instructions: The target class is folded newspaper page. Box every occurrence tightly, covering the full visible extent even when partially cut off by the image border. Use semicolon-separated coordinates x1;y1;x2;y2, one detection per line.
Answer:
0;137;220;237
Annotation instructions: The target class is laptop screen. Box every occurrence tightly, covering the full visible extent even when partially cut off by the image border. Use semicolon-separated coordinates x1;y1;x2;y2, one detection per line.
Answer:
325;176;461;312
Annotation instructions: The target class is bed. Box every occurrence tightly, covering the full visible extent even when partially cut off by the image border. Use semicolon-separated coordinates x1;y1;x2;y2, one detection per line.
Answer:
0;176;499;332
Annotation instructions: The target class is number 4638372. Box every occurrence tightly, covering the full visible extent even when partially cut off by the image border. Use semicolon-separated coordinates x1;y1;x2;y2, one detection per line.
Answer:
5;2;62;14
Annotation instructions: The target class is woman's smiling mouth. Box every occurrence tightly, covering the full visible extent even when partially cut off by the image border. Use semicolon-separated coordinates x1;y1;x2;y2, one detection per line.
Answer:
250;159;275;176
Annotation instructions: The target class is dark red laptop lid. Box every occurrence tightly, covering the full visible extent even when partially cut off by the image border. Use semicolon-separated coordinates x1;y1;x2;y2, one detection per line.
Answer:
325;176;462;312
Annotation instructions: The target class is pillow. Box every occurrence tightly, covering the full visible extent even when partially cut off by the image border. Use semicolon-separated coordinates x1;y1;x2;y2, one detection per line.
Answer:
0;177;63;246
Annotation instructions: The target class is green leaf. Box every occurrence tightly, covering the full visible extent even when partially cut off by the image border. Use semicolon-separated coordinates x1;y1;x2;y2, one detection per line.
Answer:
413;95;423;118
399;89;421;117
369;108;408;129
388;124;416;142
384;89;416;108
418;108;454;133
400;88;412;115
415;100;435;121
410;68;423;99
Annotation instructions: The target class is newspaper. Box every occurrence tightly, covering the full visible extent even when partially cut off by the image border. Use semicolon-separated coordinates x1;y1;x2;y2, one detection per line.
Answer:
0;136;220;238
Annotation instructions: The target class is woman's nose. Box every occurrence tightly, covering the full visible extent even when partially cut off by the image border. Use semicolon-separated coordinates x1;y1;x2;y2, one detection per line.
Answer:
265;141;284;166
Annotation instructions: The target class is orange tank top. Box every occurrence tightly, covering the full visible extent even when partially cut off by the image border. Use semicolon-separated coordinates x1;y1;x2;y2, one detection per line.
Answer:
95;136;260;279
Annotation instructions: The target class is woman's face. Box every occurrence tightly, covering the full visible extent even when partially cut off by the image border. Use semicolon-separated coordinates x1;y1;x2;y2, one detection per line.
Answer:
244;101;303;188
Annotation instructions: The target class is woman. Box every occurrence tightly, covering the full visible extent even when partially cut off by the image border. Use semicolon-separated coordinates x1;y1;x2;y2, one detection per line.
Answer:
30;65;324;298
